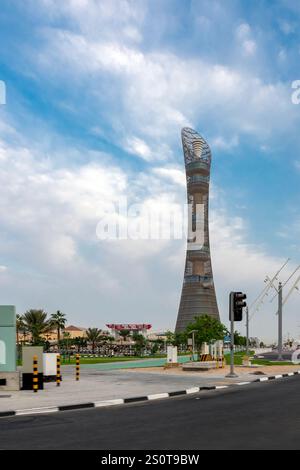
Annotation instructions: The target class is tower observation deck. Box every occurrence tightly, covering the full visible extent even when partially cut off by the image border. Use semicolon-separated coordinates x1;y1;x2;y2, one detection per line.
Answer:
175;127;219;332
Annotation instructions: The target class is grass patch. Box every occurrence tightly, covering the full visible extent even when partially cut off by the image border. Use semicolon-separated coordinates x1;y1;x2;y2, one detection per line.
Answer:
18;356;147;366
61;356;144;365
252;359;293;366
225;351;294;367
17;353;190;367
225;351;255;366
61;354;190;365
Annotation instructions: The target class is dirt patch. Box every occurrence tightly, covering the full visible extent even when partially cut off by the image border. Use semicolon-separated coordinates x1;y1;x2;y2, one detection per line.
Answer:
125;364;300;378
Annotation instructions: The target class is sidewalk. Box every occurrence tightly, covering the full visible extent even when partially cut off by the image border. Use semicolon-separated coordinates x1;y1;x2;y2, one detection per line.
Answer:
1;363;299;414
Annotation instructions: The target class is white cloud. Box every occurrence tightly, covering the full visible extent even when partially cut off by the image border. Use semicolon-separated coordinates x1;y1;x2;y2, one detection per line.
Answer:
209;204;300;342
0;130;127;272
278;48;287;61
124;136;153;161
0;122;298;339
211;135;239;151
28;25;297;159
123;26;143;43
236;23;252;39
243;39;257;56
152;167;186;187
279;20;296;35
1;1;299;338
236;22;257;56
35;0;146;44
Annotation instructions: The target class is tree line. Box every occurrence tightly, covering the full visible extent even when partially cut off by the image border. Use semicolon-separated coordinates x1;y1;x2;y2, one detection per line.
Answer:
16;309;155;355
16;310;258;357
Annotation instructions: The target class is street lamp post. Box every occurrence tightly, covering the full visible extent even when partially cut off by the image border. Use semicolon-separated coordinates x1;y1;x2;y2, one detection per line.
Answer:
246;306;249;356
188;330;197;361
278;282;283;361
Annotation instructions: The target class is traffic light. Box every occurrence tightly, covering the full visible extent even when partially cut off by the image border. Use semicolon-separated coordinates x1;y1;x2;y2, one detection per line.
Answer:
229;291;247;321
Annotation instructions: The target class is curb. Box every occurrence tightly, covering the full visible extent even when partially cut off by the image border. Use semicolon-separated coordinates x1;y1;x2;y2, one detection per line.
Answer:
1;370;300;418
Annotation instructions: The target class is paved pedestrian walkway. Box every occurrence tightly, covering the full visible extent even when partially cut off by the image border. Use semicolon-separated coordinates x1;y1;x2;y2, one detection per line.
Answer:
0;363;271;413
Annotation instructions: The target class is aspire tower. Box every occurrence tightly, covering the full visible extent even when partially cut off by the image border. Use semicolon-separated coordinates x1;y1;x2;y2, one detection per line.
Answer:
175;128;219;331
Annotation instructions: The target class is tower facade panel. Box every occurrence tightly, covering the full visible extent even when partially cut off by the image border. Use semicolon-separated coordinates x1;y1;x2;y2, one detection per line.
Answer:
175;128;219;332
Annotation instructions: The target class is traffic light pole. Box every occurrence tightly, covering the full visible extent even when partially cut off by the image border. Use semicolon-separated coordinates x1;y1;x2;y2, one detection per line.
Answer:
226;292;238;378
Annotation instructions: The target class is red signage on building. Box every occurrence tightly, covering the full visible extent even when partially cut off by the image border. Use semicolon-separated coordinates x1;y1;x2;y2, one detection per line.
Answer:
106;324;152;331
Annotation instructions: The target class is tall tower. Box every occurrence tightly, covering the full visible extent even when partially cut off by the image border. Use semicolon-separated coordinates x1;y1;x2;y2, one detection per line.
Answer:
175;127;219;332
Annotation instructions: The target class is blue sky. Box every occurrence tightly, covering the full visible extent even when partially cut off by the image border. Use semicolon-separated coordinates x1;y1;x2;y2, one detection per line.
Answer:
0;0;300;342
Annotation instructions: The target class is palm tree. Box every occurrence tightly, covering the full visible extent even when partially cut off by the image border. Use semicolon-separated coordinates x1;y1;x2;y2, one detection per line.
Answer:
50;310;67;346
22;309;51;345
118;329;130;343
16;314;25;347
86;328;102;354
73;336;87;353
62;331;71;354
16;314;26;360
132;332;148;356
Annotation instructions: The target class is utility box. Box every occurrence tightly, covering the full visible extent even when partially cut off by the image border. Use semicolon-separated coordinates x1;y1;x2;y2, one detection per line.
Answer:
216;340;224;358
21;346;44;390
43;353;58;382
0;305;20;391
201;342;209;355
210;340;224;359
165;346;178;368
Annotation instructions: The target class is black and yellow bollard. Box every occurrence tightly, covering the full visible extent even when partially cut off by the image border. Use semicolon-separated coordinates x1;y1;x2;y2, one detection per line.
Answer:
56;354;61;387
33;355;38;393
76;354;80;381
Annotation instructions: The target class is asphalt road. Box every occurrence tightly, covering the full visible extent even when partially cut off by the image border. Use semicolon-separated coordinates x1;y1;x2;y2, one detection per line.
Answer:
2;375;300;450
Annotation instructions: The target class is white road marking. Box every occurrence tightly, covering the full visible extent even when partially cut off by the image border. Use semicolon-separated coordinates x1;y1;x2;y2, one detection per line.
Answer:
147;393;170;400
15;407;58;416
94;399;124;407
185;387;200;395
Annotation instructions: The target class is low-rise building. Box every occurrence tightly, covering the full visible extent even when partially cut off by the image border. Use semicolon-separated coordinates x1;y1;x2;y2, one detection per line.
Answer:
147;331;168;341
63;325;86;339
106;324;152;340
